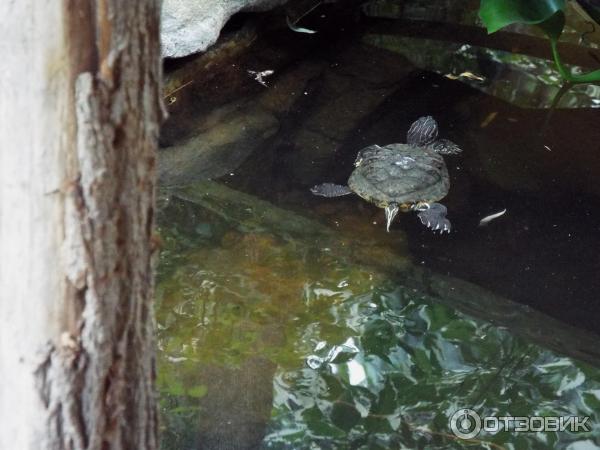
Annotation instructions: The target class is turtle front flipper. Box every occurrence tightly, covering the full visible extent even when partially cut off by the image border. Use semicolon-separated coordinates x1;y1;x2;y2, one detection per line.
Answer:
311;183;353;197
416;202;451;233
385;203;399;232
431;138;462;155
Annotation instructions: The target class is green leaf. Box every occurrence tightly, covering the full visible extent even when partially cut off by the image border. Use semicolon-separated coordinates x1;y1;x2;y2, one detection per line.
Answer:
362;319;395;363
479;0;566;33
441;320;476;341
330;400;361;431
303;406;346;438
371;379;397;415
363;415;394;433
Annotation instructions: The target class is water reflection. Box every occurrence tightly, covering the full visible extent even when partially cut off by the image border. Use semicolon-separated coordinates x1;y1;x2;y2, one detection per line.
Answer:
157;186;600;449
264;283;600;449
364;35;600;109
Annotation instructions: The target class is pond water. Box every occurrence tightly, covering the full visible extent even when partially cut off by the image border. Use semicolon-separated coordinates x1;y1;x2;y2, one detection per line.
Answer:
157;2;600;449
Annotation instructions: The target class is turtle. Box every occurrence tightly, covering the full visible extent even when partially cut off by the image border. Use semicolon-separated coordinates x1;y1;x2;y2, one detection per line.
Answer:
310;116;462;233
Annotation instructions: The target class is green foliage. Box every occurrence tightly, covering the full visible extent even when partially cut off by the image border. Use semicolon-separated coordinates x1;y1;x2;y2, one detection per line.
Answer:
479;0;565;33
479;0;600;83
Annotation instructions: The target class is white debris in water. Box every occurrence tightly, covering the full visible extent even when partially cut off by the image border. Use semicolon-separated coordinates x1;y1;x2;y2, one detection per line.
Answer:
478;209;507;226
286;16;317;34
167;356;188;363
445;71;485;82
247;69;274;87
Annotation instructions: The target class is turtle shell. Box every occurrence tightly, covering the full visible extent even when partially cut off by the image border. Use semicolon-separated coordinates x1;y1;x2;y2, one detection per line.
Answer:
347;143;449;208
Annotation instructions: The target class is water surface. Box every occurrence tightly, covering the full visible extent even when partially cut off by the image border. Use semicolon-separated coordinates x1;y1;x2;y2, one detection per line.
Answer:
158;3;600;448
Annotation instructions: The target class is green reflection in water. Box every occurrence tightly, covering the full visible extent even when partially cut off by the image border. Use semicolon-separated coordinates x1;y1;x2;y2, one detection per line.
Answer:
264;284;600;449
364;35;600;109
157;190;600;450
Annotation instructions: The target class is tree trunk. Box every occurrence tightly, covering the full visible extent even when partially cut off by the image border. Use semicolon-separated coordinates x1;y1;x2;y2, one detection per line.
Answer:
0;1;163;449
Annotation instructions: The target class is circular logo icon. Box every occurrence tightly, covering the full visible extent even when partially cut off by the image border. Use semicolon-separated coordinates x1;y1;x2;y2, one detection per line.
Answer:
449;408;482;439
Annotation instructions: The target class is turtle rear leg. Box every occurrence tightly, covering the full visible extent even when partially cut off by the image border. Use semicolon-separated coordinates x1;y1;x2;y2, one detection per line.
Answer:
310;183;353;197
385;203;399;232
416;202;451;233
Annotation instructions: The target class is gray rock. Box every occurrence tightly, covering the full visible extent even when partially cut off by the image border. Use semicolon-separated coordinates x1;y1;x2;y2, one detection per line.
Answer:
161;0;287;58
159;60;321;187
158;103;279;185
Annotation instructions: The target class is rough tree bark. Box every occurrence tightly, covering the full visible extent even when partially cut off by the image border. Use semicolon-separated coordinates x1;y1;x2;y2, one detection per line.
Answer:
0;1;163;449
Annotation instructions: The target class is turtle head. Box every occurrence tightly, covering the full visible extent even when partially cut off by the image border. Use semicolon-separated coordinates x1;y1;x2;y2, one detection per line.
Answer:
407;116;438;147
385;203;400;232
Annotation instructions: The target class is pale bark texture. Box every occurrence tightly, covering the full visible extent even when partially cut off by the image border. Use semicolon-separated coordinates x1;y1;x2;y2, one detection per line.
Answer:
0;1;162;449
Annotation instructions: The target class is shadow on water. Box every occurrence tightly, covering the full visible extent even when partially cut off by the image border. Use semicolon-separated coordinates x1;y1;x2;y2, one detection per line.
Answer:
157;2;600;449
